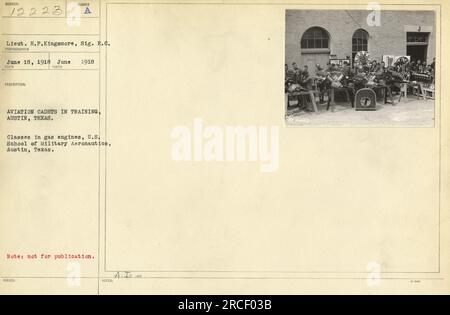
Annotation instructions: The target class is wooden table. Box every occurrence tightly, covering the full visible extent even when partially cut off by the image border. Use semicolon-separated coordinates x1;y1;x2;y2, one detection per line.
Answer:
326;86;354;111
368;84;394;104
285;90;318;114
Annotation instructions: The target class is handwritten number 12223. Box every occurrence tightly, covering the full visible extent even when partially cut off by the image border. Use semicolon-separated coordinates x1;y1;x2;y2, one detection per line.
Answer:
9;6;63;17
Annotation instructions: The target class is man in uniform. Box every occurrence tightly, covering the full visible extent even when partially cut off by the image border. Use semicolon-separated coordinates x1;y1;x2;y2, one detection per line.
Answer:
299;65;313;89
315;64;329;103
292;62;301;84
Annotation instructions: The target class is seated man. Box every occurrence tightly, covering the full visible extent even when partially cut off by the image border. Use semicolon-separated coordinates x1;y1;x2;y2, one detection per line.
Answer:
369;60;379;73
386;66;404;88
326;72;355;111
380;66;404;105
416;60;423;73
285;64;295;93
408;61;416;73
340;61;352;86
375;61;386;79
299;65;313;90
315;64;327;77
292;62;301;84
430;57;435;71
315;64;329;102
352;66;368;91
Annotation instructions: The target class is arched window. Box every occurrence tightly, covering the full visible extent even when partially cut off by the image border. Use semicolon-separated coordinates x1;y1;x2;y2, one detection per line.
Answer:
352;29;369;62
301;27;329;49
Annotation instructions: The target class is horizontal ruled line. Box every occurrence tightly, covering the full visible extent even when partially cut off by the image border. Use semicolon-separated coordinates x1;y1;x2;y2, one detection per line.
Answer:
2;51;100;53
2;68;99;71
2;34;100;36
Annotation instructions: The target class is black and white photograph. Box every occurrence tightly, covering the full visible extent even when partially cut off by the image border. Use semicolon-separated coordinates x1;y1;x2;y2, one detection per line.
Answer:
285;10;436;126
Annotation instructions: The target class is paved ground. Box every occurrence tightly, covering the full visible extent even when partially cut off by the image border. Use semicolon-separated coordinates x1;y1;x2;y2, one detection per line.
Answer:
285;96;435;127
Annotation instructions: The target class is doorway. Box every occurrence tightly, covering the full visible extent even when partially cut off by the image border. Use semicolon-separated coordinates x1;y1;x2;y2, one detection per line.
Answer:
406;45;427;63
406;32;429;63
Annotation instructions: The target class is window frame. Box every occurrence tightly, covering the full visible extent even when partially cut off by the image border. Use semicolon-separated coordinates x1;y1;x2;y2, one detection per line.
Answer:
300;27;330;50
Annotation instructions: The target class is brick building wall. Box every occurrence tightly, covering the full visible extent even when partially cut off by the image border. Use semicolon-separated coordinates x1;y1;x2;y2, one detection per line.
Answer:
285;10;436;68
